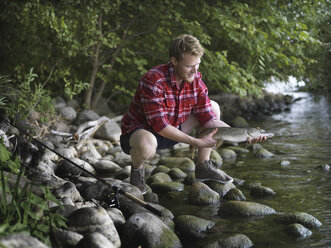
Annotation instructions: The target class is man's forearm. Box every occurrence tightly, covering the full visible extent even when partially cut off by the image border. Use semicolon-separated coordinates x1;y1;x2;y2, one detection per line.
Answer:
157;125;198;146
204;119;230;128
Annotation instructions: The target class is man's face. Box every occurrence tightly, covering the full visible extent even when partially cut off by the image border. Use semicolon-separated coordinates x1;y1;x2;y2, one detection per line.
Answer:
171;53;201;83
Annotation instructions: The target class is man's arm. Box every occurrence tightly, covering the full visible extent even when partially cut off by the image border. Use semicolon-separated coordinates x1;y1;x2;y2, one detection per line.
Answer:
158;125;218;148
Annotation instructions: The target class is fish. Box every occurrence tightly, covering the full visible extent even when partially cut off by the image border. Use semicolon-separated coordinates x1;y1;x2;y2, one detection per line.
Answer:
198;127;274;148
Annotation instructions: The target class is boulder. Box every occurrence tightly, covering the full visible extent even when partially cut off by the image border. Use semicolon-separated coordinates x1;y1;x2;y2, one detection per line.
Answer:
220;201;276;217
189;182;220;205
122;212;182;248
174;215;215;239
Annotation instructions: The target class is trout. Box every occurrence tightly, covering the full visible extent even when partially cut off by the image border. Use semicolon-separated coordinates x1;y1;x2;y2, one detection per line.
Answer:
199;127;274;148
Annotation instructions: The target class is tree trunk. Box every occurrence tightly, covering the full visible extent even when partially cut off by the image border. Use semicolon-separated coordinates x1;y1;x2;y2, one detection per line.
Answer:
83;14;102;109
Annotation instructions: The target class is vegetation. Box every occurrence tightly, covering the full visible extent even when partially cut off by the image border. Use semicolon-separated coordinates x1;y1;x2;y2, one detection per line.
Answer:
0;141;67;245
0;0;329;111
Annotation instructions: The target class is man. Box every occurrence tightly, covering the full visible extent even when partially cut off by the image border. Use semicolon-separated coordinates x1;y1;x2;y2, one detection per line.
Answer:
120;34;264;194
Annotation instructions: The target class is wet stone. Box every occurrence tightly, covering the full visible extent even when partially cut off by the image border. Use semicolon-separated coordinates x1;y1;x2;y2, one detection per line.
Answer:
168;168;187;180
250;185;276;197
174;214;215;239
277;212;322;229
205;181;236;197
285;223;312;239
150;181;184;193
220;201;276;217
224;188;246;201
189;182;220;205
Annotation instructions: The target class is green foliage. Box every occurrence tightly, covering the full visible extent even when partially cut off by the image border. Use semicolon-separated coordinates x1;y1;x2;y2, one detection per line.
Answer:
0;0;329;108
0;141;67;245
0;68;55;123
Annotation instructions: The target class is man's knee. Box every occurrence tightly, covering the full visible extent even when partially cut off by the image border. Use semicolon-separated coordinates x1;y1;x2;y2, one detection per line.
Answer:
210;100;221;119
129;129;157;159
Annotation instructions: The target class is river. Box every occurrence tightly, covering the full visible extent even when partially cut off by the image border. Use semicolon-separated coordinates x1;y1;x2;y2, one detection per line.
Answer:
161;79;331;247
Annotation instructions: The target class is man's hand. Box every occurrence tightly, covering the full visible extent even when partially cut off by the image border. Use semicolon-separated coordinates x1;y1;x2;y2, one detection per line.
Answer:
195;128;218;148
247;135;267;144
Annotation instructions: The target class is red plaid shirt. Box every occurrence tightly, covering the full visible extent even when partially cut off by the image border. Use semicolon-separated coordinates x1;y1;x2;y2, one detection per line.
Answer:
121;62;216;135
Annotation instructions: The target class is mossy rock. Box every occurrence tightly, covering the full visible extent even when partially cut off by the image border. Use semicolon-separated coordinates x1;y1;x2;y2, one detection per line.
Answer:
220;201;275;217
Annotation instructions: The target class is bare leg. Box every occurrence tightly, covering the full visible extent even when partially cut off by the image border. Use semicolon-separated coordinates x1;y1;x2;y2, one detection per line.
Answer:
181;100;221;163
129;129;157;169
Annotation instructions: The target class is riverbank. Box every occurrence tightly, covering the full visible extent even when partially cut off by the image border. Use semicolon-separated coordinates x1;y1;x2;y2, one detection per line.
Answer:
0;91;325;248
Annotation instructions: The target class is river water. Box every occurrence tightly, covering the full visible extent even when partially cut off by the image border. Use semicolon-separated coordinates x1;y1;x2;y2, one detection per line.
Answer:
160;80;331;247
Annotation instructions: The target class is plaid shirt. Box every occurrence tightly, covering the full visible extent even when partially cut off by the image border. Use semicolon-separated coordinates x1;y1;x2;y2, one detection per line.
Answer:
121;62;216;135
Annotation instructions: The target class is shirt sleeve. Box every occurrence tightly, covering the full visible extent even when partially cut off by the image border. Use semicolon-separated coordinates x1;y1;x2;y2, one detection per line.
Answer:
192;78;216;125
139;74;170;133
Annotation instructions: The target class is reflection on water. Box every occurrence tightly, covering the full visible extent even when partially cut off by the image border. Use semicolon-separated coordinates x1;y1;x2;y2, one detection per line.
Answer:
161;80;331;247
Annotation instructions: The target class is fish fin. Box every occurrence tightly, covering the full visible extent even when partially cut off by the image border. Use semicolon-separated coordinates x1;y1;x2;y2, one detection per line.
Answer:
216;139;224;149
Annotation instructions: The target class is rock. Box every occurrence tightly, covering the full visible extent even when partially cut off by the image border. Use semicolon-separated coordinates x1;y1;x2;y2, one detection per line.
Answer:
53;228;83;247
77;180;109;201
113;151;132;166
147;172;172;184
220;148;237;160
255;148;274;158
280;160;291;167
115;165;131;180
80;142;102;164
94;159;121;174
95;119;121;142
189;182;220;205
174;215;215;239
57;106;77;121
53;96;66;109
159;157;195;172
224;188;246;201
55;146;78;158
210;149;223;167
228;146;250;154
106;208;126;228
210;233;254;248
55;157;95;177
231;116;249;128
0;232;49;248
220;201;276;217
0;130;9;147
53;181;83;202
75;110;100;124
285;223;312;239
51;121;71;133
205;181;236;197
122;212;182;248
93;139;112;155
150;181;185;193
29;161;55;184
168;168;187;180
68;207;121;248
277;212;322;229
75;232;116;248
250;185;276;197
152;165;171;175
316;163;330;173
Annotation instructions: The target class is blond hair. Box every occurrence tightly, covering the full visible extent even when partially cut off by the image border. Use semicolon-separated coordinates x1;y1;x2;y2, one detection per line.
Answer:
169;34;204;61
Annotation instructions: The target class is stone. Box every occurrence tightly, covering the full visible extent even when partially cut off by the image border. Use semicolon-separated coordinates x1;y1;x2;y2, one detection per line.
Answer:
255;148;274;158
250;185;276;197
94;159;121;173
75;232;116;248
159;157;195;172
189;182;220;205
75;109;100;124
220;148;237;160
152;165;171;175
55;157;95;177
174;215;215;239
231;116;249;128
0;233;49;248
224;188;246;201
285;223;312;238
68;207;121;248
217;234;253;248
168;168;187;180
277;212;322;229
53;228;83;247
205;181;236;197
57;106;77;121
122;212;182;248
147;172;172;184
53;181;83;202
95;119;121;142
150;181;185;193
220;201;276;217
